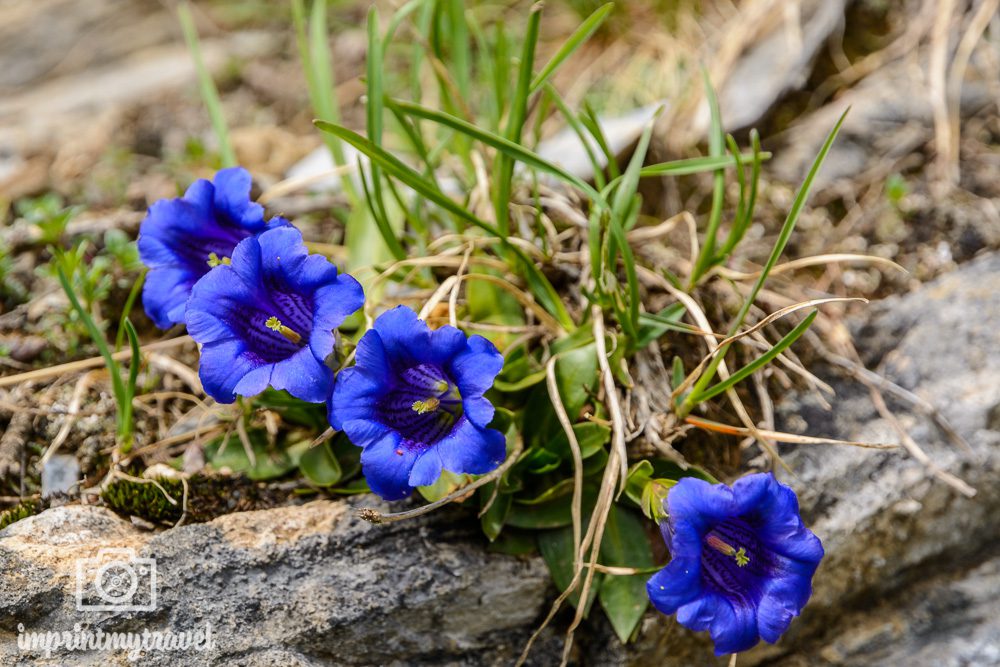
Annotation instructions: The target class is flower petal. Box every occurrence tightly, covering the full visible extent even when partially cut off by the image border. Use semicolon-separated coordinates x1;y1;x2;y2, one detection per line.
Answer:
408;447;444;487
448;334;503;397
342;418;391;448
270;347;333;403
360;432;416;501
197;339;266;404
462;395;495;429
647;556;703;615
369;306;431;369
708;598;759;656
434;417;506;476
141;267;197;329
667;477;737;534
329;367;385;430
426;325;468;366
212;167;265;228
352;330;393;384
233;364;274;398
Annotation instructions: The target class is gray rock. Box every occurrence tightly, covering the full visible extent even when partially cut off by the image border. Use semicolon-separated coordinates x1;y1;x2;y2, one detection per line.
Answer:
2;254;999;666
754;251;1000;666
0;499;554;666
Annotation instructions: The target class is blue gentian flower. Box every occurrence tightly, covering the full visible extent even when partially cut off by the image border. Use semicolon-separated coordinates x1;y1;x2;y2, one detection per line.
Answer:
328;306;506;500
185;226;363;404
646;473;823;656
138;167;289;329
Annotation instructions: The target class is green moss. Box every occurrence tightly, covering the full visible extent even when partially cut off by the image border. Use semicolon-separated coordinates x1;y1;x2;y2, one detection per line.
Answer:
0;500;39;531
101;478;185;524
101;475;295;525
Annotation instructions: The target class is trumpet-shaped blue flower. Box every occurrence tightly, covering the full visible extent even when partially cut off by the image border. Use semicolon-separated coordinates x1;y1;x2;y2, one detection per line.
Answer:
138;167;289;329
328;306;506;500
647;473;823;656
185;226;363;404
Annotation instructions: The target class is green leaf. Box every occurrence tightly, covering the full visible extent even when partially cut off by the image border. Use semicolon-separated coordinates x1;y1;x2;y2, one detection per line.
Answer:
488;528;537;556
680;109;848;416
688;70;727;286
689;310;818;404
624;460;654;507
56;266;128;442
493;369;547;393
204;430;297;481
291;0;358;203
545;82;607;188
635;303;687;348
391;99;601;202
731;110;849;331
530;3;613;92
543;422;611;460
598;505;656;642
517;478;575;505
494;3;542;237
313;120;575;330
253;389;329;430
114;270;145;352
357;7;406;264
299;441;343;487
580;100;620;179
177;1;235;167
539;526;601;613
418;469;471;502
480;484;513;541
635;152;769;178
554;341;600;418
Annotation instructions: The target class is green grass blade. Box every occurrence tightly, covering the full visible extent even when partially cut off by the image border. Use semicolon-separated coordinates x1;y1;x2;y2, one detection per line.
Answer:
580;100;620;179
492;20;510;130
56;267;127;431
718;129;762;258
688;70;726;287
292;0;359;205
636;152;770;178
357;159;407;261
314;120;575;330
688;311;817;404
495;3;542;237
122;317;141;443
356;6;404;262
730;109;848;332
679;110;848;417
530;2;613;92
607;217;640;340
606;114;657;341
447;0;471;101
612;112;659;231
366;7;385;147
545;83;606;189
115;269;145;352
391;99;604;203
177;1;236;168
383;0;424;47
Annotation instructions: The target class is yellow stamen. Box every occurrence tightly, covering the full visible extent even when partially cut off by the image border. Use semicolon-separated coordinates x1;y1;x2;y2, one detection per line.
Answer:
265;316;302;344
706;535;750;567
411;397;440;414
207;252;231;267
